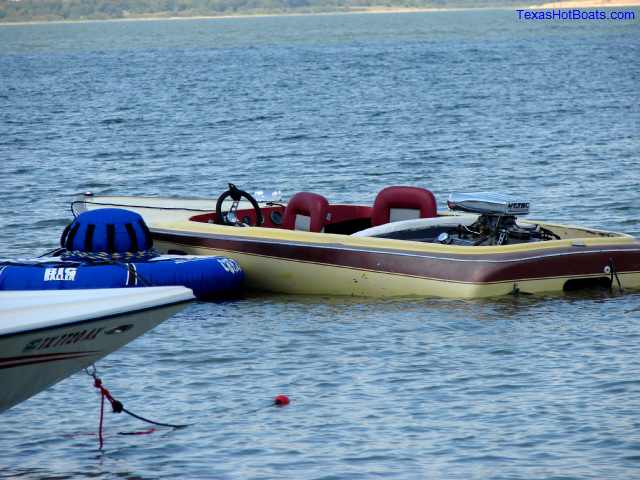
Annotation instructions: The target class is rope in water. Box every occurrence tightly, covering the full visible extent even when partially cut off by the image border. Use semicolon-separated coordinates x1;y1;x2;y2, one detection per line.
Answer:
609;257;624;293
85;367;189;449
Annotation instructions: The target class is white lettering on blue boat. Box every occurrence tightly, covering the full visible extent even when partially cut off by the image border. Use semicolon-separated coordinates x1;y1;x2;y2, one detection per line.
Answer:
217;258;241;274
44;267;77;281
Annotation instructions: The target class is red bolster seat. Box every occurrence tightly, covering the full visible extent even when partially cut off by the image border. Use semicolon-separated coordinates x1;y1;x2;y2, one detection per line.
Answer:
282;192;330;232
371;186;437;227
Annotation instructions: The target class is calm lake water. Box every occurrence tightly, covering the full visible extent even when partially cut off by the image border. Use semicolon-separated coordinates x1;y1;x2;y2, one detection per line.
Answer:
1;9;640;479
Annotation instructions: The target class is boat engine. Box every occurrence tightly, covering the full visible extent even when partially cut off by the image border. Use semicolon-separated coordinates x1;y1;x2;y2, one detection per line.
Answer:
443;193;558;246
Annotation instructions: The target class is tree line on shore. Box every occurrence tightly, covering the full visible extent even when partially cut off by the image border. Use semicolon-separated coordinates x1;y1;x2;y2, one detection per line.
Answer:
0;0;524;22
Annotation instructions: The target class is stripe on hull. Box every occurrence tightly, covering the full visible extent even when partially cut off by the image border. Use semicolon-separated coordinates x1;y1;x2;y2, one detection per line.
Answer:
152;228;640;284
0;351;98;369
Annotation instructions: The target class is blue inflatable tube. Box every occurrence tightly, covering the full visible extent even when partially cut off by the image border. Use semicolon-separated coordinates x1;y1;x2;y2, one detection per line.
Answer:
0;256;244;300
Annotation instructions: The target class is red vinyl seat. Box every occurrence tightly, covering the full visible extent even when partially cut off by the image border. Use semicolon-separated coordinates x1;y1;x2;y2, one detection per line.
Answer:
282;192;330;232
371;186;437;226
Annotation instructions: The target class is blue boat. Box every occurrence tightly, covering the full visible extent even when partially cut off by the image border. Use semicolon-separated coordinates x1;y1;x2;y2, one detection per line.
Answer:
0;209;244;300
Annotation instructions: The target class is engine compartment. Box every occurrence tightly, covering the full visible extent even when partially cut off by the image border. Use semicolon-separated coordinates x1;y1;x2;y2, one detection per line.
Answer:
429;192;557;245
353;214;559;245
433;214;560;246
354;193;561;245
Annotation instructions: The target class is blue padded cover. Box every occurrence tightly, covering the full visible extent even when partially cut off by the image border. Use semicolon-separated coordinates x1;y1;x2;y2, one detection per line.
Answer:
61;208;153;253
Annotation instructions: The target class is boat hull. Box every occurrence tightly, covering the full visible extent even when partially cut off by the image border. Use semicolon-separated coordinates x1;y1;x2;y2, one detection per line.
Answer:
151;224;640;298
0;287;192;413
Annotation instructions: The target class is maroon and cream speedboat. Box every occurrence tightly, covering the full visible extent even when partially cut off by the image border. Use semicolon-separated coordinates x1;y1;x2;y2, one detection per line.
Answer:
73;186;640;298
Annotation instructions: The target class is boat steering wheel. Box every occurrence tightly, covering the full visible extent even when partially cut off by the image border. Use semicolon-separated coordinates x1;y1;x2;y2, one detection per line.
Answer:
216;183;264;227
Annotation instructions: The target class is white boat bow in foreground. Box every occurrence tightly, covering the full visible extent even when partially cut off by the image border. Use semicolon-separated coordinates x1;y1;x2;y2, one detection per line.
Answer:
0;286;194;413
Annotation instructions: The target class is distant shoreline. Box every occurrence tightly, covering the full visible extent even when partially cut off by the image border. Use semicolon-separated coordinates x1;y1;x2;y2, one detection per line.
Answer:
0;7;494;26
0;2;638;27
531;0;640;7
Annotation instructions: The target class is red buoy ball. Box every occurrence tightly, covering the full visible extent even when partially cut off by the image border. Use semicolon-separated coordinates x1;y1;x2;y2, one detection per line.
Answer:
274;395;290;406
